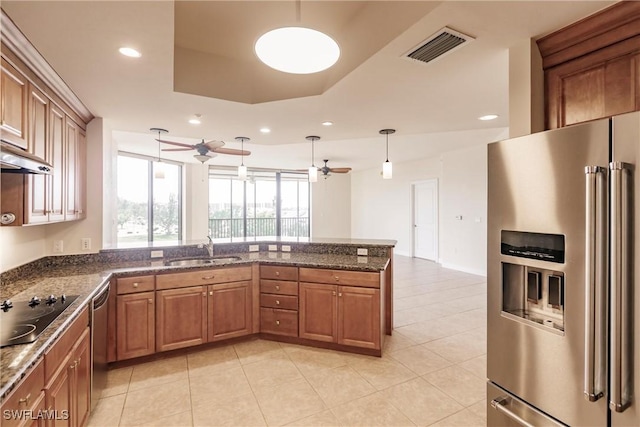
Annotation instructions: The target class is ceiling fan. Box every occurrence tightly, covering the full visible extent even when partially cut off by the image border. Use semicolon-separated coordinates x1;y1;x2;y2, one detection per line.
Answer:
314;159;352;178
157;138;251;163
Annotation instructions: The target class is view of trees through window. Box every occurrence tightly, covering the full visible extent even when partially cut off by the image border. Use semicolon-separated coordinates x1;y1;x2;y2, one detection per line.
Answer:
116;154;182;244
209;170;309;238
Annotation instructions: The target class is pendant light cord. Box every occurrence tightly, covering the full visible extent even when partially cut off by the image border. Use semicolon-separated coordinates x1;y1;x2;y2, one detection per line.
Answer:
311;138;315;167
157;130;162;162
385;134;389;162
241;138;244;166
296;0;301;22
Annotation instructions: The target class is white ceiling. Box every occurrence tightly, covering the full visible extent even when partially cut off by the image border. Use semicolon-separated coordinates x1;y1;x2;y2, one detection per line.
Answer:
2;1;615;171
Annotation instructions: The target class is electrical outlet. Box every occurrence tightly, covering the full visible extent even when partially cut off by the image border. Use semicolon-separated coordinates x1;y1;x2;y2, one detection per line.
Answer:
357;248;368;256
150;250;164;258
53;240;64;253
268;244;278;251
81;238;91;251
249;244;259;252
281;245;291;252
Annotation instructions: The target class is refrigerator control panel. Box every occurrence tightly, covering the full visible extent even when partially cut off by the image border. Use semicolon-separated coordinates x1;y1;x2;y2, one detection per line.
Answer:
502;262;565;333
501;230;565;264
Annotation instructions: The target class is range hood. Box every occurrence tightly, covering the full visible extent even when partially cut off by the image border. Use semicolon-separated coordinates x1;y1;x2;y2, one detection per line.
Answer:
0;141;52;174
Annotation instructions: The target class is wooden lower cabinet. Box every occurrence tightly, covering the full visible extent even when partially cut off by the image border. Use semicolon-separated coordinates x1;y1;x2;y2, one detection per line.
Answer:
116;291;155;360
0;358;46;427
299;282;381;350
156;286;207;352
208;281;252;342
45;328;90;427
299;282;337;342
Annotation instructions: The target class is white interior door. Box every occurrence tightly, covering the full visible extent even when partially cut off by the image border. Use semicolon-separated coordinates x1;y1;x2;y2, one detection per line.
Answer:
413;180;438;260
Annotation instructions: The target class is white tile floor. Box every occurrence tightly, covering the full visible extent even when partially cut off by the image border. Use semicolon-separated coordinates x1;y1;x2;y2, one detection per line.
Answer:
88;256;487;426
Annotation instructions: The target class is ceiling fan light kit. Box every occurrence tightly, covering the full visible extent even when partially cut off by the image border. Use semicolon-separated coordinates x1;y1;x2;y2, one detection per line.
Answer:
380;129;395;180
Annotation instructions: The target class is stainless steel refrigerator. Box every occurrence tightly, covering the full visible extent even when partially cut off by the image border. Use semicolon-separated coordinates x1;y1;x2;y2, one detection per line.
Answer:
487;111;640;426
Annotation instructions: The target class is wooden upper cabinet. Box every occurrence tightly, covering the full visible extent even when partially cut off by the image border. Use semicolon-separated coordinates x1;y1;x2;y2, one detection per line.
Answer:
25;83;50;224
65;118;78;220
538;1;640;129
49;104;66;222
0;58;28;149
76;129;86;219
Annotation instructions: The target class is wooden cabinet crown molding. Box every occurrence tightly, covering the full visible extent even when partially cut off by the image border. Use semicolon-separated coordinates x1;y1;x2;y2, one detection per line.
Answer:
537;1;640;69
1;9;94;124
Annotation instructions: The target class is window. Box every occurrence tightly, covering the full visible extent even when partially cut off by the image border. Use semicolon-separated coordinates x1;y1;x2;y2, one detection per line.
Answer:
208;169;309;238
116;153;182;244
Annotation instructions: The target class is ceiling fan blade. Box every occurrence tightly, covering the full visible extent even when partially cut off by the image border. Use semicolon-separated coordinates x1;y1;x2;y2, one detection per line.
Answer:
329;167;352;173
161;148;192;152
211;147;251;156
204;140;225;150
156;139;194;149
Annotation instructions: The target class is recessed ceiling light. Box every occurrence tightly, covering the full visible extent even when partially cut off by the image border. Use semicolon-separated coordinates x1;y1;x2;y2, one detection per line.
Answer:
260;127;271;134
119;47;141;58
188;114;202;125
478;114;498;121
322;121;333;126
255;27;340;74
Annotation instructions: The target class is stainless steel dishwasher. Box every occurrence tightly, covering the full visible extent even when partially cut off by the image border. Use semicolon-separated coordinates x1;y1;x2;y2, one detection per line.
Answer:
91;283;109;410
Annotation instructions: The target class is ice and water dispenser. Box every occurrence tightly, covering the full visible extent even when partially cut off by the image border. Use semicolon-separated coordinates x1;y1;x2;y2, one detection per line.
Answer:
501;231;565;332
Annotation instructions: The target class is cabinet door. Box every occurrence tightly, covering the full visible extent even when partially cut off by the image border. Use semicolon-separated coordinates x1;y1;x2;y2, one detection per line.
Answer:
25;84;49;224
76;130;86;219
116;292;155;360
156;286;206;352
45;353;73;427
48;105;65;222
21;392;46;427
64;119;78;221
299;282;337;343
0;59;28;149
208;281;252;342
338;286;381;350
71;329;90;427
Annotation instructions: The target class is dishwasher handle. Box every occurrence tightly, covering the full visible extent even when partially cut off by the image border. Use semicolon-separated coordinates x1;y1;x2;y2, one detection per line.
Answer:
93;284;110;310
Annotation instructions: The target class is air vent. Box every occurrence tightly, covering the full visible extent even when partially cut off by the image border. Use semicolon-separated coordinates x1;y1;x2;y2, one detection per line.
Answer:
404;27;474;65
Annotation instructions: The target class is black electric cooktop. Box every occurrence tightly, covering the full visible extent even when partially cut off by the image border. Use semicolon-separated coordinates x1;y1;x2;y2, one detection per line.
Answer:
0;295;79;347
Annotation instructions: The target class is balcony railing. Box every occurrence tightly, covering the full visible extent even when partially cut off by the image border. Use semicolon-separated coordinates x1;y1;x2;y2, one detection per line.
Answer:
208;217;309;238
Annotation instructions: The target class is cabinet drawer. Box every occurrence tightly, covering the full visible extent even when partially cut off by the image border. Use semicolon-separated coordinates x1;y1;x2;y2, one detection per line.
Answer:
117;275;155;294
0;358;45;425
157;266;252;290
44;306;89;382
260;293;298;310
260;265;298;281
260;279;298;296
299;268;380;288
260;308;298;337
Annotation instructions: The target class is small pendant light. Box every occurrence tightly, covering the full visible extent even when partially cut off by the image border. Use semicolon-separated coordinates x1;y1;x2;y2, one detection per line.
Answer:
150;127;168;179
306;136;319;182
380;129;395;179
235;136;249;180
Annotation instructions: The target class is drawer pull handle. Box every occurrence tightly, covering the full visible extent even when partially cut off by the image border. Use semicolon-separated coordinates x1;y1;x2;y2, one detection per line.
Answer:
133;283;139;288
276;300;280;305
276;320;280;326
18;393;31;406
209;291;213;296
275;285;280;291
202;276;215;280
334;276;340;282
276;271;280;276
148;299;153;304
338;293;342;297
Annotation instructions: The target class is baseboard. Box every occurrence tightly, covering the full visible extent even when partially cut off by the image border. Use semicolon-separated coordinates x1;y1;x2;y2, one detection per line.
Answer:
394;250;411;257
440;262;486;277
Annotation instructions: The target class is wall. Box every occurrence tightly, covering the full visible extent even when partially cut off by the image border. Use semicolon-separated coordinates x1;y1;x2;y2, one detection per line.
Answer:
311;173;351;238
439;145;488;275
351;130;507;275
0;226;46;271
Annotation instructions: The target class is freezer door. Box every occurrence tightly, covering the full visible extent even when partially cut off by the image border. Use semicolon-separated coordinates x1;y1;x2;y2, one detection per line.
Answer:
487;381;567;426
610;111;640;427
487;118;609;426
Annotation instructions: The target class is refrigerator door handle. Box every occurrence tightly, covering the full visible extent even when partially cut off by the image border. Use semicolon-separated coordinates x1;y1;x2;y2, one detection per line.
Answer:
490;395;566;427
609;161;632;413
584;165;607;402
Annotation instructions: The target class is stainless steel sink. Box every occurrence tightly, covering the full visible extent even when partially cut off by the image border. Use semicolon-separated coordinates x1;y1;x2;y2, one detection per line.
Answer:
164;256;242;267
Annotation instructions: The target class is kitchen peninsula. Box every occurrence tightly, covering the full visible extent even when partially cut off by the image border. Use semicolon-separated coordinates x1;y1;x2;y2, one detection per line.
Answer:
0;238;395;408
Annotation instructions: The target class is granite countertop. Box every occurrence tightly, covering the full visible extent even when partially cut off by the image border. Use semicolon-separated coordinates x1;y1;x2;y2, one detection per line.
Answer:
0;251;390;401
